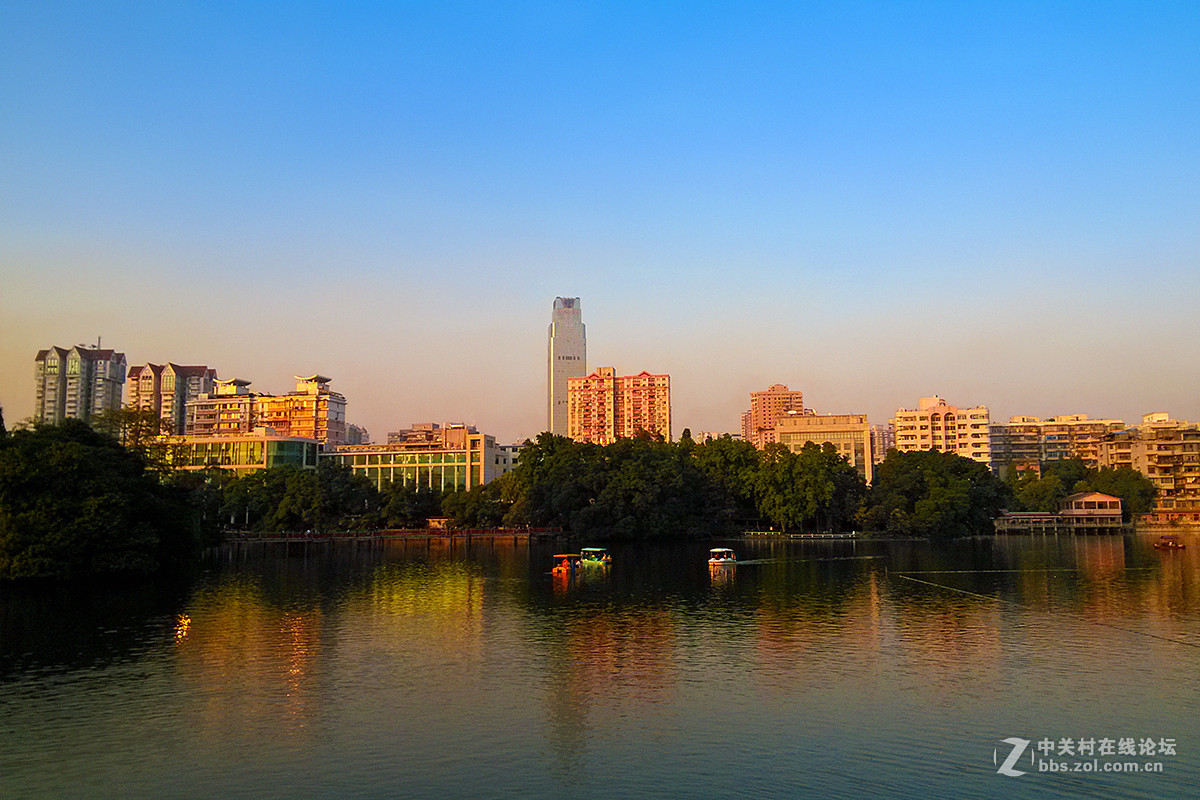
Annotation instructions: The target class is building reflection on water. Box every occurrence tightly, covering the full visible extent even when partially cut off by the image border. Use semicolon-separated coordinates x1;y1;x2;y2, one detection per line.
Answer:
161;534;1200;767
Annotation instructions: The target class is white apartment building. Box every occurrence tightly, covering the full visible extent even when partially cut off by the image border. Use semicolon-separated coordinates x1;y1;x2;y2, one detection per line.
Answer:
891;395;991;464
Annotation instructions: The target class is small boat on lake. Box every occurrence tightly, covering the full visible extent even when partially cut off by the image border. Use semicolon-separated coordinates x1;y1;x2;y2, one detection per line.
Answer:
580;547;612;566
708;548;736;565
1154;535;1186;550
551;554;582;574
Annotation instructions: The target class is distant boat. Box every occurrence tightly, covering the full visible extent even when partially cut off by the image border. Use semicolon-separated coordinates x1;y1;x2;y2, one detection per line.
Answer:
551;554;582;574
708;547;736;565
580;547;611;566
1154;535;1186;550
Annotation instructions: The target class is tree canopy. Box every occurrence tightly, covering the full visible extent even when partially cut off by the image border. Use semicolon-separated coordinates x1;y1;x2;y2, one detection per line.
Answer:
0;420;199;580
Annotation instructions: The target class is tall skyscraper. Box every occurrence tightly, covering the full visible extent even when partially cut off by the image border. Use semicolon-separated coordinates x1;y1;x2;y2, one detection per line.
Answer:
547;297;586;435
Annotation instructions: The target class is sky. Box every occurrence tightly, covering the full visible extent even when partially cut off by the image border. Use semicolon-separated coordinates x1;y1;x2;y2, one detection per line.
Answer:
2;1;1199;444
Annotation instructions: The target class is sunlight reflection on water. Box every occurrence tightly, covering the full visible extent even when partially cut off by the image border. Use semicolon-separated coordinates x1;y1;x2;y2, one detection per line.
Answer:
1;535;1198;799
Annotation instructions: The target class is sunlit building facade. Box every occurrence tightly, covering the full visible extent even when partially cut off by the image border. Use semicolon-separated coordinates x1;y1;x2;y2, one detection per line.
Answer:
547;297;587;436
1099;413;1200;523
323;423;499;491
165;433;320;473
567;367;671;445
128;362;218;435
34;344;127;424
185;375;348;446
774;411;875;483
891;395;991;464
989;413;1125;475
741;384;806;449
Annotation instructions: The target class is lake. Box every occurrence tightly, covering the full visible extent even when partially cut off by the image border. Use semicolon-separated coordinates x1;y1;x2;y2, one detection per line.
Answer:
2;534;1198;799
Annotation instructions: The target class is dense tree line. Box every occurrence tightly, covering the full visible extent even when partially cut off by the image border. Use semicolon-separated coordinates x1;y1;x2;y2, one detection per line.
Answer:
1004;458;1157;521
0;416;1161;581
0;420;201;580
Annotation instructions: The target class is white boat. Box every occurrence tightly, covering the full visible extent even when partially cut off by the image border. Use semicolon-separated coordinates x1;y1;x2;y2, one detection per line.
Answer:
708;547;736;565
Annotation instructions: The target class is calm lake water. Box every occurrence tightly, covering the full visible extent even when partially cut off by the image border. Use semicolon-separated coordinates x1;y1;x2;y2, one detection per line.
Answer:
2;534;1199;799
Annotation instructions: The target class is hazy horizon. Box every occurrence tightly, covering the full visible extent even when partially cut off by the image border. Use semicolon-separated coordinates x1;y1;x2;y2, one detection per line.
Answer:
4;3;1198;443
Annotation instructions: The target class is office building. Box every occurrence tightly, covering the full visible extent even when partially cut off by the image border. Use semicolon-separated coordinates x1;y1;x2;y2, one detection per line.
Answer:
774;411;875;483
567;367;671;445
547;297;586;436
323;423;498;491
165;433;320;473
34;344;127;424
891;395;991;464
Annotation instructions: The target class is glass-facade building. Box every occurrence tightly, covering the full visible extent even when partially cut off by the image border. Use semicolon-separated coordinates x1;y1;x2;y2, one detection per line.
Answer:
323;430;498;491
166;435;320;473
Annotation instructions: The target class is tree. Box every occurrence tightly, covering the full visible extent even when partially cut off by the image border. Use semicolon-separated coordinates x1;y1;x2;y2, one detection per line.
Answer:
1079;466;1157;521
859;449;1010;538
0;420;198;580
753;442;866;532
1014;474;1066;512
693;435;760;524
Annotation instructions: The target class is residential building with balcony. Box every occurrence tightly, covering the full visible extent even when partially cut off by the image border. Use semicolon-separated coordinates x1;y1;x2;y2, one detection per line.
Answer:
567;367;671;445
185;375;348;446
34;344;127;424
1099;413;1200;523
891;395;991;465
128;362;218;434
990;414;1126;476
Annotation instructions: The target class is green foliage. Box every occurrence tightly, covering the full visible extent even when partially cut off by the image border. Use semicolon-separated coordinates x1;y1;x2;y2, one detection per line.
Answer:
219;461;379;532
1013;474;1066;512
0;420;199;580
378;482;445;529
859;449;1010;538
754;442;866;532
693;435;760;523
1078;466;1157;520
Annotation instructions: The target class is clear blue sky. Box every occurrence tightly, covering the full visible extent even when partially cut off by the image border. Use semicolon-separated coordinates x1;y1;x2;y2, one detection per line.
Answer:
3;1;1198;443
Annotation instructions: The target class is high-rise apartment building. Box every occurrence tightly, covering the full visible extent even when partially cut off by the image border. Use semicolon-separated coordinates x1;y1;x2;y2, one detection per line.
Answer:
990;414;1125;475
34;344;127;424
891;395;991;464
567;367;671;445
185;375;348;446
1098;413;1200;523
741;384;806;448
547;297;586;436
128;362;218;435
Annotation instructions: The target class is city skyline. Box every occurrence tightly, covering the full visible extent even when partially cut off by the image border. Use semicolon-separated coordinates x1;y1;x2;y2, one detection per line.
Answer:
3;3;1199;443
